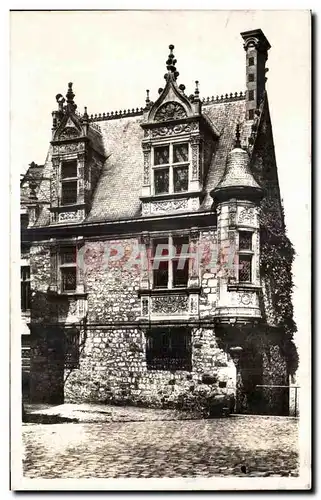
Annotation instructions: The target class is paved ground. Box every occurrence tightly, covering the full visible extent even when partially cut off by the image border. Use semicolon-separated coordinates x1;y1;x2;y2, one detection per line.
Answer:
22;406;299;479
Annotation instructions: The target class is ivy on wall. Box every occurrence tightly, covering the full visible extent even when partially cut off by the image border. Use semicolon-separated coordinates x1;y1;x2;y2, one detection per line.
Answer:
259;197;299;376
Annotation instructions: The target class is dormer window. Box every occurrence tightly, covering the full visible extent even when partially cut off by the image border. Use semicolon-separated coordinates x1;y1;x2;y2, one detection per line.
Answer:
61;160;78;205
153;142;189;195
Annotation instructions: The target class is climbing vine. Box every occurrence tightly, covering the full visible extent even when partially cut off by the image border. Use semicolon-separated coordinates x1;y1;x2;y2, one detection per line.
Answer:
259;197;298;375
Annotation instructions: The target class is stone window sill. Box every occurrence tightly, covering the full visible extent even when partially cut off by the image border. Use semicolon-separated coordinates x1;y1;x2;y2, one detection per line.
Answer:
227;283;261;292
140;190;203;202
138;287;201;296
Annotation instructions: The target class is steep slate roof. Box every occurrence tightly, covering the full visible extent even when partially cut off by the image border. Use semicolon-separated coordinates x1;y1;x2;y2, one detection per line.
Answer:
30;95;253;227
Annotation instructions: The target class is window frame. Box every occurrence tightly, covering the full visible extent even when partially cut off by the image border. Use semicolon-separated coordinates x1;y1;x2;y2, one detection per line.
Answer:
60;160;78;206
152;141;190;195
151;235;190;290
59;245;77;293
237;230;254;284
146;326;192;371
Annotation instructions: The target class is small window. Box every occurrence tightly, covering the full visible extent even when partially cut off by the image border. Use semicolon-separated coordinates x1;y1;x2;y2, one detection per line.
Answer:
248;73;255;82
239;254;252;283
248;90;255;101
60;246;77;292
239;231;253;251
248;109;255;120
248;57;255;66
173;143;188;163
64;329;80;368
21;266;31;311
154;146;170;165
146;327;192;371
154;168;169;194
61;180;78;205
152;236;190;289
61;160;77;179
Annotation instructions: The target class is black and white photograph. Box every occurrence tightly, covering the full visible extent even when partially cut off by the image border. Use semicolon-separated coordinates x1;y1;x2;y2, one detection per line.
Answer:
10;8;311;491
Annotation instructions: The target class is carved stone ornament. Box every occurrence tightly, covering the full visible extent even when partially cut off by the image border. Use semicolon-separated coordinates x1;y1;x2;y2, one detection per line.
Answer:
189;295;199;314
53;143;84;154
58;211;79;222
154;102;187;122
240;292;253;306
150;199;188;213
59;126;80;140
142;297;149;316
150;121;198;138
238;207;256;225
152;295;189;315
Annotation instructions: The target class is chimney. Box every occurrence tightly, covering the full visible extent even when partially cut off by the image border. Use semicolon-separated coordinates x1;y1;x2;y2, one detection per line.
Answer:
241;29;271;120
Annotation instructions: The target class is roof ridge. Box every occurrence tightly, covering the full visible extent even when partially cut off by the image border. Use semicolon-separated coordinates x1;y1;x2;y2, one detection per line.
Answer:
88;91;246;122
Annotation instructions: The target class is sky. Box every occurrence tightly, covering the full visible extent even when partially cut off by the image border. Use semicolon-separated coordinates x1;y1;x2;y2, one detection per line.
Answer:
10;10;310;375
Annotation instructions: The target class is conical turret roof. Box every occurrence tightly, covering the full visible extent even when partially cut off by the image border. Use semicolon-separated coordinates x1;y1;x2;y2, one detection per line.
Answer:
211;125;263;202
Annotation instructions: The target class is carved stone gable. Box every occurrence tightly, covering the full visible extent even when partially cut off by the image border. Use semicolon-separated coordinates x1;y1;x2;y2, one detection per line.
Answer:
154;101;187;122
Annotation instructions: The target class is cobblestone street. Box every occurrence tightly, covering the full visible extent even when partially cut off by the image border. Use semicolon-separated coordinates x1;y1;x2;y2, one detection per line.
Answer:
22;408;299;478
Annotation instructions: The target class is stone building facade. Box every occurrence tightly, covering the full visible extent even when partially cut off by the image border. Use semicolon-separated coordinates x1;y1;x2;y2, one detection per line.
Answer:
20;29;296;415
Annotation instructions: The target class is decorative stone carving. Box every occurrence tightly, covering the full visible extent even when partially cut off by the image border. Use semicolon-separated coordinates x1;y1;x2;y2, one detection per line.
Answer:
238;207;256;225
59;127;80;140
150;121;198;138
229;202;237;227
152;295;189;315
142;204;150;215
189;295;199;315
190;136;200;181
240;292;253;305
154;102;187;122
150;199;188;213
58;211;79;222
142;143;151;185
53;143;84;154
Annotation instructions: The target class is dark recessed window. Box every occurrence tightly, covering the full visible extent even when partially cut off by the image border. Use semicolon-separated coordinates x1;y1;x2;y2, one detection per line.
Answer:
152;236;189;289
239;254;252;283
21;266;31;311
239;231;253;251
248;109;255;120
146;327;192;371
248;73;255;82
248;57;255;66
154;168;169;194
60;246;77;292
248;90;255;101
61;160;77;179
61;180;78;205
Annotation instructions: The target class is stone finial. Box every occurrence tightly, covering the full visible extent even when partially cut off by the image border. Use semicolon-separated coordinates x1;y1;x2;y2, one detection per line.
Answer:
145;89;150;107
194;81;200;98
235;123;241;148
165;44;179;81
66;82;77;112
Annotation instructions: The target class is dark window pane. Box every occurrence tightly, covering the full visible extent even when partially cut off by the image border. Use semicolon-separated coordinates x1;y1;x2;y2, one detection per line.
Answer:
152;238;169;258
21;281;31;311
173;143;188;163
239;231;253;251
153;260;168;288
154;168;169;194
173;166;188;192
61;161;77;179
239;255;252;282
248;57;254;66
146;327;191;371
154;146;169;165
61;267;77;291
21;266;30;281
61;246;76;264
248;90;255;101
248;109;254;120
248;73;255;82
172;259;189;287
61;180;77;205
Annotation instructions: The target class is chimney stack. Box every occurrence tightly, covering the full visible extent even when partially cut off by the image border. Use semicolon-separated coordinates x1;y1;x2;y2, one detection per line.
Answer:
241;29;271;120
